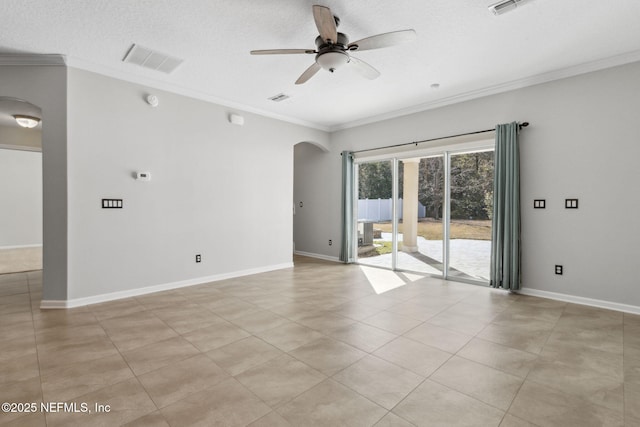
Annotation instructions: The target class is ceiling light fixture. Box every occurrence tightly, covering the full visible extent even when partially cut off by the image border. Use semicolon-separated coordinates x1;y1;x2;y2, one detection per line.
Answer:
316;51;350;73
13;115;40;128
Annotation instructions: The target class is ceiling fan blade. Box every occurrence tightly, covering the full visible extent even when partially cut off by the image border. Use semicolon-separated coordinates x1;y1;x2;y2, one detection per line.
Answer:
348;29;416;51
313;5;338;44
250;49;315;55
295;62;322;85
348;56;381;80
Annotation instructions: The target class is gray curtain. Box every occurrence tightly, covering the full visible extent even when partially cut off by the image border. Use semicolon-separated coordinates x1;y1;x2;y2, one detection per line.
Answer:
340;151;355;263
490;122;521;290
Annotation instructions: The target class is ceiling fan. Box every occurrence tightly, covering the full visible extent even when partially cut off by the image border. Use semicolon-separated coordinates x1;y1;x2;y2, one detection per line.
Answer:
250;5;416;85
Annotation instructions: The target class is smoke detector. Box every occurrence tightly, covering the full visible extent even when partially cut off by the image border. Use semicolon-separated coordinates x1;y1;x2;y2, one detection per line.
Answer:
489;0;531;15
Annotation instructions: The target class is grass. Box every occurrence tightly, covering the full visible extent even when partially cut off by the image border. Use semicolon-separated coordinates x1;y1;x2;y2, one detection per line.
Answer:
374;218;492;241
373;240;402;255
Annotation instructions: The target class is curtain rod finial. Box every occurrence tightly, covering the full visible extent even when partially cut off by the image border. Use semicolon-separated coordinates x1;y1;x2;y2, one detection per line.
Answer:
519;122;529;128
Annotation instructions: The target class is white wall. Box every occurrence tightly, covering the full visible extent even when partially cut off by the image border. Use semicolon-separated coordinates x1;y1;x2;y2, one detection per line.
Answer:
0;149;42;247
294;61;640;309
66;68;328;300
0;65;68;300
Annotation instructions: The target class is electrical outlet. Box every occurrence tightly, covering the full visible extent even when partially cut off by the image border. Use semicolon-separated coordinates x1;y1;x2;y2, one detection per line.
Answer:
328;239;332;246
195;254;201;263
555;265;563;275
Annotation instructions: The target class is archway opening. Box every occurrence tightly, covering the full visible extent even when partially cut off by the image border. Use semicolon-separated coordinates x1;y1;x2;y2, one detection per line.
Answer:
0;97;43;275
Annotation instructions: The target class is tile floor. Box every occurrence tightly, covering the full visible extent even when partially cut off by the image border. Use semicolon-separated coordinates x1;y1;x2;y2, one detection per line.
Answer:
1;256;639;426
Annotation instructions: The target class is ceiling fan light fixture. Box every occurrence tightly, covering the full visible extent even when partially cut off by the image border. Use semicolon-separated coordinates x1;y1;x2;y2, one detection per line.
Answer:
250;5;414;84
13;114;40;128
317;51;349;72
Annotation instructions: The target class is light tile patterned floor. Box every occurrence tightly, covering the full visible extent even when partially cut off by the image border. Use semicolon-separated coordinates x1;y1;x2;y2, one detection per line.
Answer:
1;255;639;426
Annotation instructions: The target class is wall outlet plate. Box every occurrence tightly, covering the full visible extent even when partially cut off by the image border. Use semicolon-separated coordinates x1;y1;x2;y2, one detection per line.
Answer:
195;254;201;263
555;265;563;275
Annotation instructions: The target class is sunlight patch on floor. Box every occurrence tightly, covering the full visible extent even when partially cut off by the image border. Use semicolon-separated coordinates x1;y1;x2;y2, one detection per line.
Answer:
359;265;425;295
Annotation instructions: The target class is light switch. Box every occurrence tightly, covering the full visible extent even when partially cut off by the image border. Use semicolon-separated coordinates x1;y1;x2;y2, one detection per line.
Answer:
565;199;578;209
102;199;123;209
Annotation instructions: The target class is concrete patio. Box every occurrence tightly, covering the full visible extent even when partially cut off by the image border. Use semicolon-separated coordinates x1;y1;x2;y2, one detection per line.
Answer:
358;233;491;282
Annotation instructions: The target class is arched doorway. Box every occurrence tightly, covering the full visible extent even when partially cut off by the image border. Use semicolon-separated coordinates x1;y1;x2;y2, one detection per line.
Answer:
293;140;331;260
0;97;43;274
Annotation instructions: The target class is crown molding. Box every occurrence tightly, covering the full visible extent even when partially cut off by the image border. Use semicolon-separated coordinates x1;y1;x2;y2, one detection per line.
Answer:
4;50;640;134
0;54;66;66
64;56;331;133
329;49;640;132
1;53;330;131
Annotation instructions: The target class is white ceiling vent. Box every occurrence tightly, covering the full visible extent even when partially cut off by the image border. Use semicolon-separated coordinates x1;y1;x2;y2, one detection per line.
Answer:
489;0;531;15
268;93;290;102
123;44;183;74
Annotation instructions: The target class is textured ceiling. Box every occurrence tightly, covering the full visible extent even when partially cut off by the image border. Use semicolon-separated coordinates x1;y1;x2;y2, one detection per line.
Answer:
1;0;640;130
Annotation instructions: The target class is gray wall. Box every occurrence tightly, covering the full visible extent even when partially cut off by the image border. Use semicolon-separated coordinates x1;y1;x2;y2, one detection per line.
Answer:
0;65;68;300
66;68;328;300
0;149;42;247
294;142;340;258
293;61;640;308
0;124;42;150
4;60;638;308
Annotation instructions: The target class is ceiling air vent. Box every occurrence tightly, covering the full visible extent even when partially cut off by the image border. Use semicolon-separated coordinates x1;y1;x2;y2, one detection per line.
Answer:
489;0;530;15
268;93;290;102
123;44;183;74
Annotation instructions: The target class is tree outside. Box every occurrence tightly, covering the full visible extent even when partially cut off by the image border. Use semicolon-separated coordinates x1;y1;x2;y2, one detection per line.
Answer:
449;151;494;221
359;152;494;224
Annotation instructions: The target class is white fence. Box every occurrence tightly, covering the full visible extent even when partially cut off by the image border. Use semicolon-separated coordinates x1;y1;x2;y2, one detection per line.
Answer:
358;198;426;222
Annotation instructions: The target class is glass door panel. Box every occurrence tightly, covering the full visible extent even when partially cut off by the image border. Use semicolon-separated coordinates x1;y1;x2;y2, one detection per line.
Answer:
356;160;393;269
448;151;494;282
396;156;445;276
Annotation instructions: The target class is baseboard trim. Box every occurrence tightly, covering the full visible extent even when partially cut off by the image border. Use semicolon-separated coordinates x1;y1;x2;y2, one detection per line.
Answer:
40;262;294;309
518;287;640;315
294;251;341;263
39;300;69;309
0;244;43;250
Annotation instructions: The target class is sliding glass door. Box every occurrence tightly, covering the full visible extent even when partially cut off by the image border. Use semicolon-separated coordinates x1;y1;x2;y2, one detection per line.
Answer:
354;148;494;286
448;151;493;282
395;156;445;275
356;160;394;270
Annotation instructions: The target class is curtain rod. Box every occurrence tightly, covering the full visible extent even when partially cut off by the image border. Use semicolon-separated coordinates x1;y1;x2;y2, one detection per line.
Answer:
345;122;529;155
